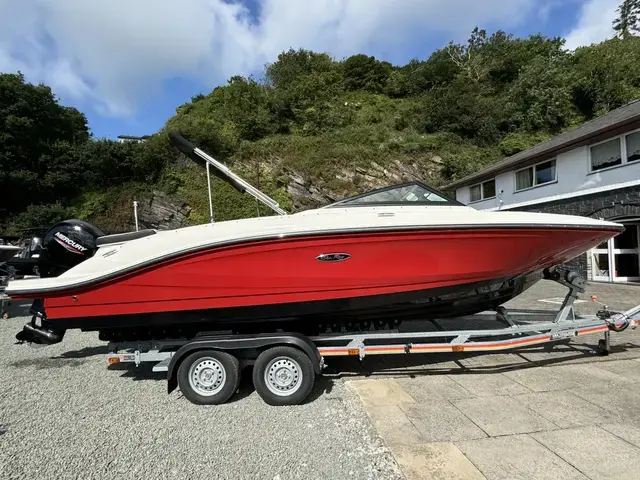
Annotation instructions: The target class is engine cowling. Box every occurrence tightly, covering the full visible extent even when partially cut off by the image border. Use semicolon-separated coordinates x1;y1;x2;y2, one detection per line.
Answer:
39;219;105;277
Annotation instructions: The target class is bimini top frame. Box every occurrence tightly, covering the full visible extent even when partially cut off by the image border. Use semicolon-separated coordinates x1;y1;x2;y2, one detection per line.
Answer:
168;132;287;217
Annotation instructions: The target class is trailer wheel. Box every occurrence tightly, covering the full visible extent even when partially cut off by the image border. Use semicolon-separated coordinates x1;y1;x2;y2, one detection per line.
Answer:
177;350;240;405
253;346;315;406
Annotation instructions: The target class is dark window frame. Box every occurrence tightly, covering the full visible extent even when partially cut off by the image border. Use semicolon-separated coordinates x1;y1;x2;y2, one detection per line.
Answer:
469;179;496;203
514;159;557;192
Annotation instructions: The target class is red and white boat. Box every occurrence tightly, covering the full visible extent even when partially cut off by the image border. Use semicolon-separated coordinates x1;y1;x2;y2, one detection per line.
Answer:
5;134;623;344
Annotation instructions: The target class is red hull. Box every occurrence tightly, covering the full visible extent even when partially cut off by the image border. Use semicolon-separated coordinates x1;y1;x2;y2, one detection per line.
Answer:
34;227;618;321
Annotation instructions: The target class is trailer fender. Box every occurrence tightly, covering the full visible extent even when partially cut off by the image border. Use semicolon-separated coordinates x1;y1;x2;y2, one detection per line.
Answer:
166;332;322;394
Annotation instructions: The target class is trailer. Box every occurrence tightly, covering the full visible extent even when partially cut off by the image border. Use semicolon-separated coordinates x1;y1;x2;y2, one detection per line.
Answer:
105;269;640;406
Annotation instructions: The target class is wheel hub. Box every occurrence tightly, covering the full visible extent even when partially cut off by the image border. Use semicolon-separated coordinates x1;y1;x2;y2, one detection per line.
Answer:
264;357;302;397
189;358;226;396
275;367;293;385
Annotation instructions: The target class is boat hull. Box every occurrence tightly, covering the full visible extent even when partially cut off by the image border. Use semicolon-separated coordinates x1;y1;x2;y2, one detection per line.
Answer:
29;271;535;337
28;227;617;327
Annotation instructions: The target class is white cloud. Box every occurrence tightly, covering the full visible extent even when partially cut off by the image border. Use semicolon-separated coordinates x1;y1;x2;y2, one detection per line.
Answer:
564;0;619;50
0;0;544;117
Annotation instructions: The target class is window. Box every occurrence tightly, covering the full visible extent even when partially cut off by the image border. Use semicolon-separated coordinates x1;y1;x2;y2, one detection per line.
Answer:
336;184;447;204
469;179;495;203
470;185;481;202
590;138;622;171
327;181;461;207
589;131;640;172
626;131;640;163
482;180;496;199
515;168;533;191
515;160;556;191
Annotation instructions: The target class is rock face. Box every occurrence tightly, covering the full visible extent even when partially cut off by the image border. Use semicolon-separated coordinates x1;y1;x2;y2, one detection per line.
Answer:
134;191;191;231
286;171;337;210
284;157;443;211
127;156;444;229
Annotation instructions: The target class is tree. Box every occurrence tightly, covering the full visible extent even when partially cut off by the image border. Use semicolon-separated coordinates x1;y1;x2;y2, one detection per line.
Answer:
265;49;337;89
445;27;490;83
444;28;566;89
507;56;577;132
7;26;639;234
0;73;89;216
613;0;640;39
570;37;640;117
342;54;392;93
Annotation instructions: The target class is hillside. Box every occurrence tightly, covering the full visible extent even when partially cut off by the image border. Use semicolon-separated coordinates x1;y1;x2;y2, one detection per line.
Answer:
2;30;640;234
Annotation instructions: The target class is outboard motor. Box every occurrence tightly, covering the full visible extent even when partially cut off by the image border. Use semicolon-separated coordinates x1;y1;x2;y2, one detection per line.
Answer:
38;219;105;277
15;219;105;345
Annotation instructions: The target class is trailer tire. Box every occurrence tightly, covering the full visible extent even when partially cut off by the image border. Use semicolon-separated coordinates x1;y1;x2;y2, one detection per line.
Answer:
253;346;315;406
177;350;240;405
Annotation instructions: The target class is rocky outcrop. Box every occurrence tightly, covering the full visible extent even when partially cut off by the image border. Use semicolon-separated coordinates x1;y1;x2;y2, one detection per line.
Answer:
134;191;191;230
286;171;337;210
284;156;444;210
128;155;444;228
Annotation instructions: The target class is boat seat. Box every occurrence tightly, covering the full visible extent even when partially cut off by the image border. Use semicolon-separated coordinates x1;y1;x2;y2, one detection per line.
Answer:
96;230;156;247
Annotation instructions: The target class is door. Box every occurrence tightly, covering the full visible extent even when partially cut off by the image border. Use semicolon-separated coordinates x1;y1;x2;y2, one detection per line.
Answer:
591;223;640;282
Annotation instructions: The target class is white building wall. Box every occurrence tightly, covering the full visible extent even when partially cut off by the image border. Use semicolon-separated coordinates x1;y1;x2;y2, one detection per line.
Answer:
455;140;640;210
455;186;470;204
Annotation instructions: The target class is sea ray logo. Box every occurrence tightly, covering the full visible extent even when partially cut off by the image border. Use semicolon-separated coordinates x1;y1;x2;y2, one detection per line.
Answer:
316;253;350;262
53;232;88;255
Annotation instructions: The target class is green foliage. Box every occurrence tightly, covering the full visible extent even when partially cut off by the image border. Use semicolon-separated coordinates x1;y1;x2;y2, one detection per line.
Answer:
4;203;76;235
167;76;276;157
570;37;640;117
342;54;392;93
265;49;337;88
498;132;552;156
507;56;577;132
163;161;292;225
0;72;89;210
4;29;640;233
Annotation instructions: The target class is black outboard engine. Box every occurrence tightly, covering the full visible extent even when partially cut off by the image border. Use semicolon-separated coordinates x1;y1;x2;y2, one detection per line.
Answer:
38;219;105;277
15;219;105;345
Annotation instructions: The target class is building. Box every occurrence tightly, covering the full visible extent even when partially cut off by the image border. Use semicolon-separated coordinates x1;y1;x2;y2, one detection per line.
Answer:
117;135;151;143
443;100;640;283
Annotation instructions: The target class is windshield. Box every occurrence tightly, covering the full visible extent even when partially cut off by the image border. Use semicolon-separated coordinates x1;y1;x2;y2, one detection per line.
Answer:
327;181;461;207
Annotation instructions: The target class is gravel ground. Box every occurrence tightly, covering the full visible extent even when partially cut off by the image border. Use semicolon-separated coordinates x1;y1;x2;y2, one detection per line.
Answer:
0;313;402;480
2;279;636;479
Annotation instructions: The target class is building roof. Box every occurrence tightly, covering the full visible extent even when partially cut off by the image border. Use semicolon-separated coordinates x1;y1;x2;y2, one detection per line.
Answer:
443;99;640;190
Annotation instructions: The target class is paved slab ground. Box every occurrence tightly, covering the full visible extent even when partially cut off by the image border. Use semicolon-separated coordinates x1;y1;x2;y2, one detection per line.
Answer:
350;280;640;480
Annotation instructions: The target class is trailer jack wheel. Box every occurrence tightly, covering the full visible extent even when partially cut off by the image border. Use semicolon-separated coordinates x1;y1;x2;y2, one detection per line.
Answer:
177;350;240;405
253;346;315;406
598;338;610;356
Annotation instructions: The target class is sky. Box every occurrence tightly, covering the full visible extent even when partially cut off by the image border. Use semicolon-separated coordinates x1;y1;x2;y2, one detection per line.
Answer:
0;0;624;139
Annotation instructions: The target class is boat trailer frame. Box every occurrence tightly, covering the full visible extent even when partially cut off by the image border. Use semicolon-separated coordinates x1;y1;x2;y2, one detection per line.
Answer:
107;268;640;380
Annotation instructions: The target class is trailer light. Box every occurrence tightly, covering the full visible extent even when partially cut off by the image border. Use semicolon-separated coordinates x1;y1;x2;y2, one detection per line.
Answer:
107;357;120;365
452;345;464;352
347;348;360;356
